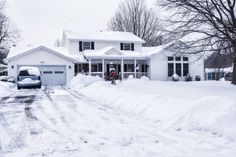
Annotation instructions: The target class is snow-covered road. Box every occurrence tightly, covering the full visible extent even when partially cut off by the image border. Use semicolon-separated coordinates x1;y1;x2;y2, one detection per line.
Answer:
0;86;235;157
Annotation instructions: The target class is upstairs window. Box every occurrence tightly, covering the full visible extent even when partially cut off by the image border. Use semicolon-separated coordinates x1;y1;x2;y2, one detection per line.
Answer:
79;41;94;51
168;57;174;61
120;43;134;51
183;57;189;61
175;57;181;61
83;42;91;50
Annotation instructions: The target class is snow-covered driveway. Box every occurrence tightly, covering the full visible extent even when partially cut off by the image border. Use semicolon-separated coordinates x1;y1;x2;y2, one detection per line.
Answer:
0;86;235;157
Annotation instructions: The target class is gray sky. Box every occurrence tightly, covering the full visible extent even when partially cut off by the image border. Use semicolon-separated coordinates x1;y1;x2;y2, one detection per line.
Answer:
6;0;155;46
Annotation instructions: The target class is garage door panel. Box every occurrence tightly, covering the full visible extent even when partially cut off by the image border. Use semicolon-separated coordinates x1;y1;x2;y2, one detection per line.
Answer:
17;65;66;86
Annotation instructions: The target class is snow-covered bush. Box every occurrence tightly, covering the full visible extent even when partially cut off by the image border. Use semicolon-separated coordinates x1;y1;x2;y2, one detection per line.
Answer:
127;75;134;80
140;76;149;80
195;75;201;81
185;74;193;81
172;74;179;81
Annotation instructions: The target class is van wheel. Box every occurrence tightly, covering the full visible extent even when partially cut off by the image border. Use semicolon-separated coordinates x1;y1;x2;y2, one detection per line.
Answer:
38;85;41;89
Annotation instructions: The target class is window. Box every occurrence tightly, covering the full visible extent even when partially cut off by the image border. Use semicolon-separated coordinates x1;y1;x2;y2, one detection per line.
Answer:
141;64;148;72
54;71;64;74
43;71;53;74
79;41;94;51
83;42;91;50
175;57;181;61
120;43;134;51
183;63;189;76
183;57;188;61
92;63;102;72
124;43;131;50
124;64;134;72
19;70;30;76
176;63;182;76
168;63;174;77
168;57;174;61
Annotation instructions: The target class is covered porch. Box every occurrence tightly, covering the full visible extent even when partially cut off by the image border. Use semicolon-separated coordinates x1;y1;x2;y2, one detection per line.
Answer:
75;58;149;80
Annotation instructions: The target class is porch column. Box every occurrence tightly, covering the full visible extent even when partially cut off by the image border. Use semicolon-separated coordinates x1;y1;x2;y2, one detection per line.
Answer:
102;59;105;79
134;59;137;78
121;59;124;80
89;59;92;75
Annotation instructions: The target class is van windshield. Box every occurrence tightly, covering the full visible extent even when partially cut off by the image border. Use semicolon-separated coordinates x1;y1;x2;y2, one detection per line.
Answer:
19;70;36;76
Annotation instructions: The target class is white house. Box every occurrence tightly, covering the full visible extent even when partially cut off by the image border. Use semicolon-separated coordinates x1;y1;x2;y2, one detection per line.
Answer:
4;30;204;85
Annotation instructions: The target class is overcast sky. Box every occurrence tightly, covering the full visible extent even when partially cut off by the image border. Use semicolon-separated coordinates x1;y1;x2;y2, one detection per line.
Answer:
6;0;156;46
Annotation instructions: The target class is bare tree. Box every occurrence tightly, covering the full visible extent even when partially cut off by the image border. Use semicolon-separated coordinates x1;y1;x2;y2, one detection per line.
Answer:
0;1;19;49
108;0;161;46
0;0;20;64
159;0;236;85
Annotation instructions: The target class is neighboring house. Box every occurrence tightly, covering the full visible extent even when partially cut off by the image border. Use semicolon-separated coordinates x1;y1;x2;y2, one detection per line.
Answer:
4;30;204;85
0;63;7;75
205;67;233;80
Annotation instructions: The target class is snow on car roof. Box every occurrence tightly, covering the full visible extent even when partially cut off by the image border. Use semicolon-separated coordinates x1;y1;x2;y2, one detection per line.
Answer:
19;66;41;76
63;30;145;43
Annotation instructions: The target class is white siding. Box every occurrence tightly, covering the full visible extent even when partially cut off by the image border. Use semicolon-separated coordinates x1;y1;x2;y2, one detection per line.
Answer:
149;52;205;81
149;53;168;80
189;56;205;80
7;49;74;83
67;40;143;55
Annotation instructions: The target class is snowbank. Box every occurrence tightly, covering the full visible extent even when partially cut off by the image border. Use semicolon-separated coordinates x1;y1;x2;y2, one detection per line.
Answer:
69;76;236;141
67;74;102;90
0;81;16;97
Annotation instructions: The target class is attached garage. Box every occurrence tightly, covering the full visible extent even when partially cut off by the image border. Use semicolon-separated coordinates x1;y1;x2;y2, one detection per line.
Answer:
17;65;67;85
4;46;76;86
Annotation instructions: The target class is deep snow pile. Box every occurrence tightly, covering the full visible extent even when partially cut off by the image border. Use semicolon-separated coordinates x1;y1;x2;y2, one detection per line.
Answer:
68;75;236;141
67;74;102;90
0;81;16;97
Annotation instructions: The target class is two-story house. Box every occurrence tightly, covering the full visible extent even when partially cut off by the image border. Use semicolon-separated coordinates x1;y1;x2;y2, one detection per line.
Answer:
4;30;204;85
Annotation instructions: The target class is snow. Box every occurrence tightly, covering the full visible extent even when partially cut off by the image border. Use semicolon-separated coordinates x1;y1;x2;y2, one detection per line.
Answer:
64;30;145;43
68;75;236;155
83;46;149;59
67;74;102;90
1;76;236;156
0;81;16;97
205;67;233;73
18;78;41;84
5;45;87;63
19;67;40;76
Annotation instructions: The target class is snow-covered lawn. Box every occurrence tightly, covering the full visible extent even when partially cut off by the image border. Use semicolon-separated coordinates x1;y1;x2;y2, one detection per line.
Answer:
0;76;236;157
0;81;16;97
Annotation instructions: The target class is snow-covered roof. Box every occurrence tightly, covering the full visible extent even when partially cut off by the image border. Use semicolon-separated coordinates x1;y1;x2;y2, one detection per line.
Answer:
4;45;87;63
63;30;145;43
205;67;233;73
142;42;175;56
83;47;149;59
0;63;7;68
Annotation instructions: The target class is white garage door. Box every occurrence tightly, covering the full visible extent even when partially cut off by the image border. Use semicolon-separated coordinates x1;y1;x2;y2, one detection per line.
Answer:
17;65;66;86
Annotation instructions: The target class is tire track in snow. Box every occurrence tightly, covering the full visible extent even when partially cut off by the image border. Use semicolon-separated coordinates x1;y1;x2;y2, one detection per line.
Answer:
0;91;28;149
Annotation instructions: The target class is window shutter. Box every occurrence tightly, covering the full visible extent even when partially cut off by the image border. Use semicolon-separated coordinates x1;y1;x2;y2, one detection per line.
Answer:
120;43;124;50
131;43;134;51
91;42;94;50
79;41;83;52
